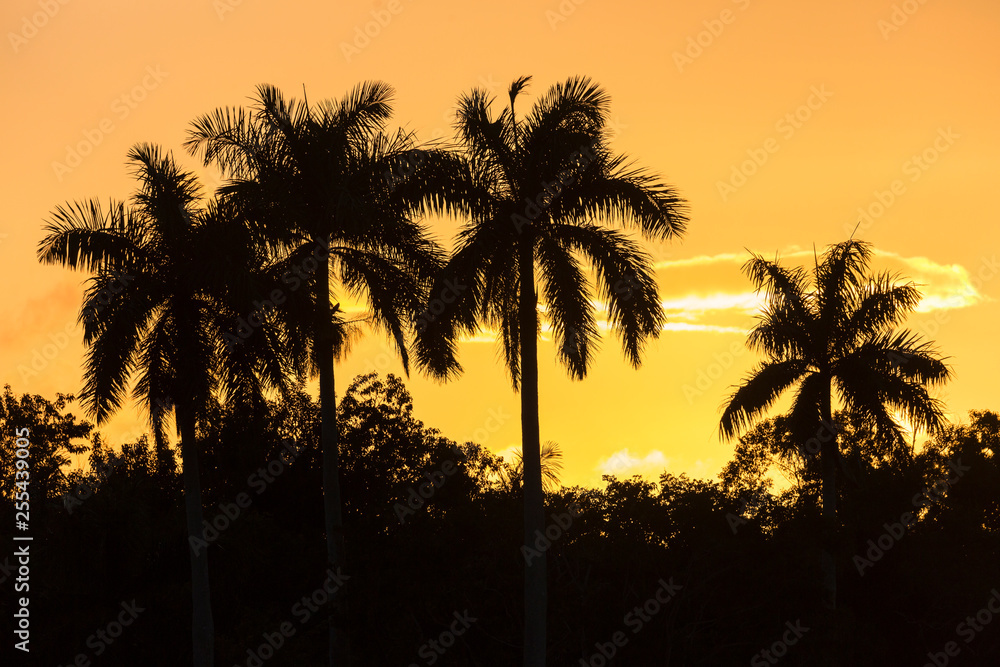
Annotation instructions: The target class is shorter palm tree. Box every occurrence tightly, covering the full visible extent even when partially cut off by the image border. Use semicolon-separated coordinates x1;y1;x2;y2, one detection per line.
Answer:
719;239;951;609
500;441;564;493
37;144;290;667
186;82;459;666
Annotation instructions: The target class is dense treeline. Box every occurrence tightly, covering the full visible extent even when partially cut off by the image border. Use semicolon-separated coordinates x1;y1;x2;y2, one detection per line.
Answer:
2;378;999;666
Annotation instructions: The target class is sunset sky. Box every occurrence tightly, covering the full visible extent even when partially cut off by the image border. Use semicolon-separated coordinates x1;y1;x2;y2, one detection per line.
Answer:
2;0;998;488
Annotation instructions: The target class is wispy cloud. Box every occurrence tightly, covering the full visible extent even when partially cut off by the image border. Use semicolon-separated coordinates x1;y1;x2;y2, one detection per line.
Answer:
653;252;746;270
449;248;986;345
661;292;763;317
596;448;670;477
654;248;989;319
663;322;748;334
874;250;988;312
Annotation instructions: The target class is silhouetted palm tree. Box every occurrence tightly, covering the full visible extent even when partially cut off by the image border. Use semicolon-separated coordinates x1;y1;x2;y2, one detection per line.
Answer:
186;83;455;666
719;239;951;609
37;144;290;667
501;441;565;494
414;76;688;667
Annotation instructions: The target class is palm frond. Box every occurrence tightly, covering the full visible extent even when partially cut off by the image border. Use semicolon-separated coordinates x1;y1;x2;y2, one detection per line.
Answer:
720;359;811;440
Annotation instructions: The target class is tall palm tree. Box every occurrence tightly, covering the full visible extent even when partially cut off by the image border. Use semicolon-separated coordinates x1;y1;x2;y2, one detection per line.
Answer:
719;239;951;609
414;76;689;666
185;83;456;666
37;144;290;667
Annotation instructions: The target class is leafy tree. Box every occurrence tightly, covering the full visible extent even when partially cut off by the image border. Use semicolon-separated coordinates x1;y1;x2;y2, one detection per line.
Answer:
719;239;951;610
919;410;1000;534
10;378;1000;666
0;386;91;505
414;75;688;665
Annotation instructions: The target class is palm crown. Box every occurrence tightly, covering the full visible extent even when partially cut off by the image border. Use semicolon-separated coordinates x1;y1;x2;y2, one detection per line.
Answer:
415;75;688;386
185;83;451;371
720;239;951;449
413;75;689;667
37;143;288;440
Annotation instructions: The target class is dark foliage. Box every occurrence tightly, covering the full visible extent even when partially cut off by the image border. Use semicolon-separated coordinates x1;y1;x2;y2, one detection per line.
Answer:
3;381;999;666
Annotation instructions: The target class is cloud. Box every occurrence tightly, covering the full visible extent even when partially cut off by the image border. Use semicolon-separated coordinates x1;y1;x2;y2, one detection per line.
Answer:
449;247;988;345
873;250;988;312
0;281;81;351
661;292;763;318
653;252;746;270
596;448;670;477
662;323;748;334
653;248;989;321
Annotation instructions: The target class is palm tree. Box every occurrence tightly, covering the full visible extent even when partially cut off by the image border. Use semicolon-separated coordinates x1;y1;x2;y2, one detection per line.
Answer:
37;144;290;667
500;441;565;494
414;76;689;666
185;83;456;666
719;239;951;609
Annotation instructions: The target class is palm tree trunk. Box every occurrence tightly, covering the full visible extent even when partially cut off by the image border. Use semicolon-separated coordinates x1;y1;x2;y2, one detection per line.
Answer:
317;252;350;667
519;238;546;667
819;378;838;611
179;403;214;667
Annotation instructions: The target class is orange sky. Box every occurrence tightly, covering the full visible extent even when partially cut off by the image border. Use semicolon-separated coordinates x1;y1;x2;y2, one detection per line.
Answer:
3;0;999;487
